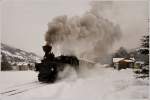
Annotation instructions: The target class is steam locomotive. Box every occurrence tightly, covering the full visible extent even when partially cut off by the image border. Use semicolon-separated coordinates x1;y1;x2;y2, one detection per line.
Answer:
35;44;79;83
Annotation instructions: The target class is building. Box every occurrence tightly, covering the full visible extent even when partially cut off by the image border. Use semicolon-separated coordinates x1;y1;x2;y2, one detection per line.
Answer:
113;58;135;70
12;62;29;71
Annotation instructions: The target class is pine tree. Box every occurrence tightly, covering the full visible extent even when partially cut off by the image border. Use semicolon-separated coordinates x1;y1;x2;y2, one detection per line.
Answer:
136;35;149;78
139;35;149;55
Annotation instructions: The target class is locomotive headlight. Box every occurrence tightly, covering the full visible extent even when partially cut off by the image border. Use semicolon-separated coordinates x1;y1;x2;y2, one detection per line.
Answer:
51;67;54;71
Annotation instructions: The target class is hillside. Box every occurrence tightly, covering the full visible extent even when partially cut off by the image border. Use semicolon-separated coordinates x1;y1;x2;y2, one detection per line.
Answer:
1;43;41;70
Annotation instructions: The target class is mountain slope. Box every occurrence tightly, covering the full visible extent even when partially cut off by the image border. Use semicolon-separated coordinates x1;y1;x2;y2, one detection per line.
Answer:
1;43;41;65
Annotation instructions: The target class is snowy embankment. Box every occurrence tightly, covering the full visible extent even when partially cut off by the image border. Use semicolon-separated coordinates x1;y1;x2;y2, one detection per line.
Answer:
0;64;149;100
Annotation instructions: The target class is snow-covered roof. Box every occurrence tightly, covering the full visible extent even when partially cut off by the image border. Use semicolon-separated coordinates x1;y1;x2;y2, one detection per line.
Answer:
124;60;134;63
113;58;135;63
113;58;124;63
17;62;28;66
130;58;135;61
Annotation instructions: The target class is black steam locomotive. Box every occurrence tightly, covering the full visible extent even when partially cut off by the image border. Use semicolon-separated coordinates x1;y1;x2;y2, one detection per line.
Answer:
35;44;79;83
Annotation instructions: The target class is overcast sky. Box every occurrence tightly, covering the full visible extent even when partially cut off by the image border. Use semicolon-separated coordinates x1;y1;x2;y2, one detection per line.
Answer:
0;0;149;56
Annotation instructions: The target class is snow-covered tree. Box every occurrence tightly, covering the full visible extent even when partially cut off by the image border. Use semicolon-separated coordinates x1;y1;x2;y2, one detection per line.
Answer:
139;35;149;55
136;35;149;78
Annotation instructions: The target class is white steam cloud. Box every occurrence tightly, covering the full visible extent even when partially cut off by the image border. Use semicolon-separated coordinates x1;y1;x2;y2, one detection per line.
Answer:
45;2;122;61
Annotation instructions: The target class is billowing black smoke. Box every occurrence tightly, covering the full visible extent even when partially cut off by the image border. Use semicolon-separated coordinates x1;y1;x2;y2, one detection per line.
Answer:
45;2;121;61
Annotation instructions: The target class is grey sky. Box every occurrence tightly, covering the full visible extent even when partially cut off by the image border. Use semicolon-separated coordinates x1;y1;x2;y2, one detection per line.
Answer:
1;0;149;56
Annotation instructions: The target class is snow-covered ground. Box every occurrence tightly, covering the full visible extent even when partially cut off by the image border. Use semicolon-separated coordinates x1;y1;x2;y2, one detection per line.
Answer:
0;64;149;100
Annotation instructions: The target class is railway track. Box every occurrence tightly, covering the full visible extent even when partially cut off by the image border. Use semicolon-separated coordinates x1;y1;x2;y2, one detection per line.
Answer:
0;81;48;96
0;59;96;96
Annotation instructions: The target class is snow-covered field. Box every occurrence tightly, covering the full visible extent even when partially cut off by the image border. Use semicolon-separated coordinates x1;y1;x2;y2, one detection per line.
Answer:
0;64;149;100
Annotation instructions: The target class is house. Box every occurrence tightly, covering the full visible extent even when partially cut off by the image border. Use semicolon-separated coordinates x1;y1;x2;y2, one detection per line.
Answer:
10;62;35;71
18;62;30;70
113;58;135;70
12;62;29;71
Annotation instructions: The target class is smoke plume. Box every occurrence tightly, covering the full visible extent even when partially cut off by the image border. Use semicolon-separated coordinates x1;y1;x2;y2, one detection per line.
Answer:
45;2;121;61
